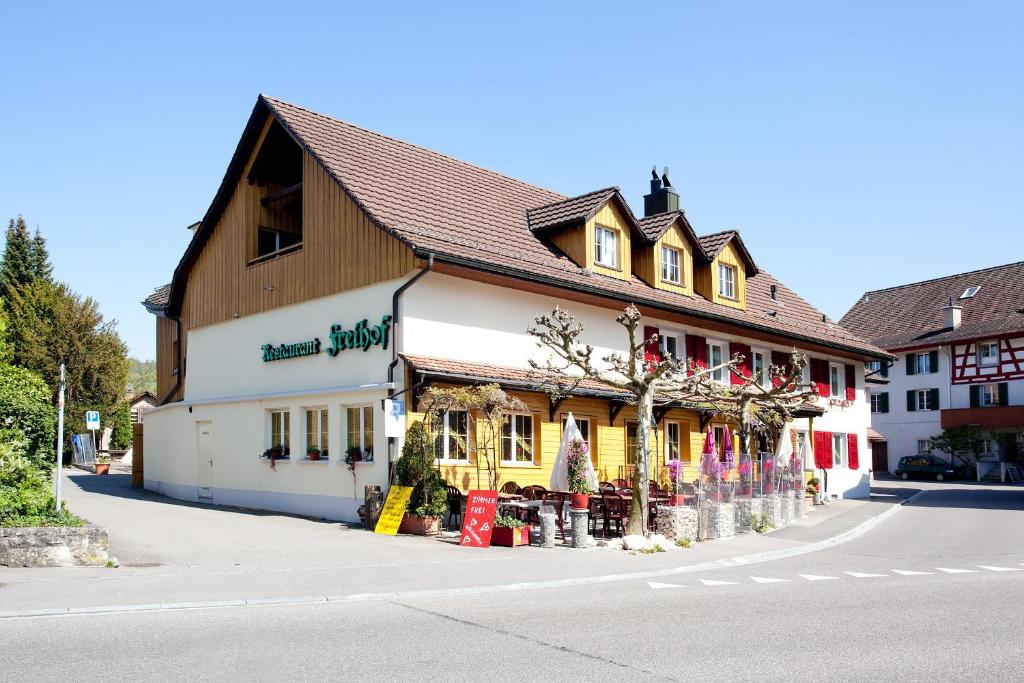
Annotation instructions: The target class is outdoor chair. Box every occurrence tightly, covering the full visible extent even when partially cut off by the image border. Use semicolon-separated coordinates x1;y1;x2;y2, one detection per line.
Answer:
499;481;520;494
601;492;629;537
612;478;629;491
588;495;605;535
598;481;615;493
446;486;464;530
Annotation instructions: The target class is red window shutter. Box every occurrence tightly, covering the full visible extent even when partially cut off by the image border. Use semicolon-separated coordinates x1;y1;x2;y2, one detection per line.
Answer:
848;433;859;470
812;431;825;469
643;326;661;367
845;364;856;401
686;334;707;369
730;343;752;385
771;351;790;388
822;431;834;469
810;359;829;397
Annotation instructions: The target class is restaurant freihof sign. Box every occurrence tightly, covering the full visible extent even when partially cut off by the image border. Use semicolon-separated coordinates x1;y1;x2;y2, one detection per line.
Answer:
261;314;392;363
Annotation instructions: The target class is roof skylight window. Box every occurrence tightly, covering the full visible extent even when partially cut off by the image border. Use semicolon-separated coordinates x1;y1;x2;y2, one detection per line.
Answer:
959;286;980;299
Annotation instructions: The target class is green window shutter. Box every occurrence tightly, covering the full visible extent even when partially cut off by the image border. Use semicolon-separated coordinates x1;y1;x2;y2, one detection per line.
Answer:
998;382;1009;406
929;388;940;410
906;390;916;412
970;385;980;408
929;350;939;373
906;354;916;376
880;392;889;413
881;363;889;378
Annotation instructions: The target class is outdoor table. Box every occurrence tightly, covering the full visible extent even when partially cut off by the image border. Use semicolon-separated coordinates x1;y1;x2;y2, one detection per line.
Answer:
497;493;523;501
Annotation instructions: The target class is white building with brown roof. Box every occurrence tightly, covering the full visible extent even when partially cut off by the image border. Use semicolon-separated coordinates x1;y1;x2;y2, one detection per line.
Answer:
841;261;1024;479
140;95;888;522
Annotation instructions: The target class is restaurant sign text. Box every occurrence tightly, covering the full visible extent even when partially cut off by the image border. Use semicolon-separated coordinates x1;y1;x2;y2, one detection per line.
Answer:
261;314;392;363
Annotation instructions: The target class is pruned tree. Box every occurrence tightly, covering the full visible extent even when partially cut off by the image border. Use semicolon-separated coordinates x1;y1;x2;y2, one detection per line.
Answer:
528;304;819;537
930;426;984;468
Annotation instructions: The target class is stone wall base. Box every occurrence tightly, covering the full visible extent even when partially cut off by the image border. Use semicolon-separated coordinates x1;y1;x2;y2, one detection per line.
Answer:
0;527;109;567
655;505;698;542
704;501;736;539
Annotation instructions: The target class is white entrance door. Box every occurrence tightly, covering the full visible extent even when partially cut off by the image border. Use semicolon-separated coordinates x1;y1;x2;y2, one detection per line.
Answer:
197;421;213;500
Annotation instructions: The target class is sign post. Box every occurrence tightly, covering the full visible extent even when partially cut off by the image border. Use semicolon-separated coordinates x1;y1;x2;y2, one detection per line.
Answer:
55;364;65;512
459;490;498;548
85;410;100;466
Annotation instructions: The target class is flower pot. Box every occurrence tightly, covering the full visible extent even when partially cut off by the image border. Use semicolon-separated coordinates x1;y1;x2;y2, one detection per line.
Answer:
398;514;441;536
491;525;530;547
741;485;752;496
670;494;686;506
570;493;589;510
94;463;110;475
307;450;321;461
804;495;813;514
709;492;722;503
763;483;775;495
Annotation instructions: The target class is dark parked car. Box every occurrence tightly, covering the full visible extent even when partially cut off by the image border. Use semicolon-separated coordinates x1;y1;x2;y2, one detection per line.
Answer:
895;455;966;481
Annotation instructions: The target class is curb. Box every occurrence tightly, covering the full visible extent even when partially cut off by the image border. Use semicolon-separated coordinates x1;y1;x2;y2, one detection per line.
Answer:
0;490;927;620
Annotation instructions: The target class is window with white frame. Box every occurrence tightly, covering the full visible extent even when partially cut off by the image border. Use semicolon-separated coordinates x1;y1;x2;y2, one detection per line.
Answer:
562;416;591;453
501;413;534;464
718;263;737;299
832;433;847;467
914;352;932;374
979;438;993;455
707;341;726;383
436;410;469;462
978;341;999;367
917;439;932;454
981;384;999;407
795;430;810;468
713;425;727;460
345;405;374;461
916;389;935;411
866;360;882;374
593;225;618;268
829;363;845;398
870;393;881;413
660;331;682;361
665;421;682;462
800;362;811;389
661;245;681;284
625;421;638;465
267;409;290;457
752;349;769;388
304;407;328;459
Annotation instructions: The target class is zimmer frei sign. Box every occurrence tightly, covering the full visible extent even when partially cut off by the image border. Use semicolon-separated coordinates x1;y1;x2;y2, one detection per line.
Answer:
261;314;392;363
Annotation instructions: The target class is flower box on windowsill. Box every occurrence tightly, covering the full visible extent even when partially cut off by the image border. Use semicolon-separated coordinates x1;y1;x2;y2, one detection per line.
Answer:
297;458;328;464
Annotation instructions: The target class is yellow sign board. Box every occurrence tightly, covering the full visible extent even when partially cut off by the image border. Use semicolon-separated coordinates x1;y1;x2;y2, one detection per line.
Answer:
374;485;414;535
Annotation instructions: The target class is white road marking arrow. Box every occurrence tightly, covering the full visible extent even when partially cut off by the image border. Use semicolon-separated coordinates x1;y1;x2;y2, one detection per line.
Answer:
647;581;686;589
892;570;934;576
936;567;978;574
750;576;790;583
798;574;839;581
699;579;738;586
979;565;1023;572
845;572;887;578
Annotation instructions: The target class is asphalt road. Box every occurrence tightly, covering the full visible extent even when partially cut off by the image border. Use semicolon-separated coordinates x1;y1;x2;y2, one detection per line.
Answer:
2;483;1022;681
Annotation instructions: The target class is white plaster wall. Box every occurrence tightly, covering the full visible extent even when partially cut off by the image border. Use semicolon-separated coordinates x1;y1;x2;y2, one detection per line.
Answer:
869;347;944;471
184;277;404;401
405;272;874;498
950;377;1024;408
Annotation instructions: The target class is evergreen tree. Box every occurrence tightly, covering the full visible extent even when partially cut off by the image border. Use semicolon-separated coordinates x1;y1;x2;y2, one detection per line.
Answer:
29;228;53;282
1;216;34;299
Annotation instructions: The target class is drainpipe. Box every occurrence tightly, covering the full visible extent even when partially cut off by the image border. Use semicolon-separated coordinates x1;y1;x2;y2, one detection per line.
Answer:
159;316;183;406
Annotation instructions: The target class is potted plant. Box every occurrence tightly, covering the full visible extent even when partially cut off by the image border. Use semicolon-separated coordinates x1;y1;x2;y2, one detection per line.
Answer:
491;514;530;547
566;437;592;509
762;457;776;494
394;421;447;536
94;453;110;475
344;446;361;471
738;458;753;496
807;477;822;507
307;447;321;461
667;459;686;505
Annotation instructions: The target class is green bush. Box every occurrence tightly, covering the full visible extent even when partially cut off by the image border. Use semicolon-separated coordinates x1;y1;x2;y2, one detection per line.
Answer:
111;400;133;450
0;438;82;527
395;421;448;518
0;363;55;471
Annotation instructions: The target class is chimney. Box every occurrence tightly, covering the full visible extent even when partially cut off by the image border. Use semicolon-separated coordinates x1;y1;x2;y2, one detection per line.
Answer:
941;297;962;330
643;165;680;217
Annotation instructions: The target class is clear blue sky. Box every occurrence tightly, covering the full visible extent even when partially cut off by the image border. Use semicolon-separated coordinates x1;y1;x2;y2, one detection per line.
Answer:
2;1;1021;360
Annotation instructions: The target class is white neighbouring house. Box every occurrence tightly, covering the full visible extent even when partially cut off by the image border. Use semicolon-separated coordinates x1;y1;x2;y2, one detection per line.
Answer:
841;261;1024;480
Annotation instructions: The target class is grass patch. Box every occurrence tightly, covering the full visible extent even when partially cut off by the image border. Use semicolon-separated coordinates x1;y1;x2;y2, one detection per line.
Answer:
636;543;666;554
675;537;693;548
750;514;774;534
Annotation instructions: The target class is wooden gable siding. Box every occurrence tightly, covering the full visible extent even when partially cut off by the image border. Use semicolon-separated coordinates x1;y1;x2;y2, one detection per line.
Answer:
155;315;179;402
694;241;746;310
633;222;693;296
157;116;417;402
585;201;632;281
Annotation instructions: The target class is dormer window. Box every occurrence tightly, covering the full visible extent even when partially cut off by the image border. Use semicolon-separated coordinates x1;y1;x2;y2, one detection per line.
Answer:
661;245;681;284
718;263;737;299
594;225;618;268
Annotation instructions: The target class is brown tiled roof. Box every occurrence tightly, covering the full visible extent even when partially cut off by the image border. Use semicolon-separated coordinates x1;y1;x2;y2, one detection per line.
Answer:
142;283;171;311
527;187;616;232
160;95;887;360
839;261;1024;350
698;230;759;274
636;211;708;261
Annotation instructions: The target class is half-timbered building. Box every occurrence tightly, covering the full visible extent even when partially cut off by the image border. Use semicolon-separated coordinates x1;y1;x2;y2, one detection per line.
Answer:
142;95;887;522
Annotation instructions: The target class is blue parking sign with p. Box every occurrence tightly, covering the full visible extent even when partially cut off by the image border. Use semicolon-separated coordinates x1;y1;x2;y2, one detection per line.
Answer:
86;411;100;430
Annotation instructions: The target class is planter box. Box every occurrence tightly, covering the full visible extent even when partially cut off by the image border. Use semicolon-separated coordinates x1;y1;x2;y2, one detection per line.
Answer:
491;525;530;547
398;514;441;536
94;463;110;475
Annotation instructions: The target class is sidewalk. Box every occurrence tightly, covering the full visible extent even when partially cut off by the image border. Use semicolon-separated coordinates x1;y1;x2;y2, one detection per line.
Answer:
0;473;922;616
